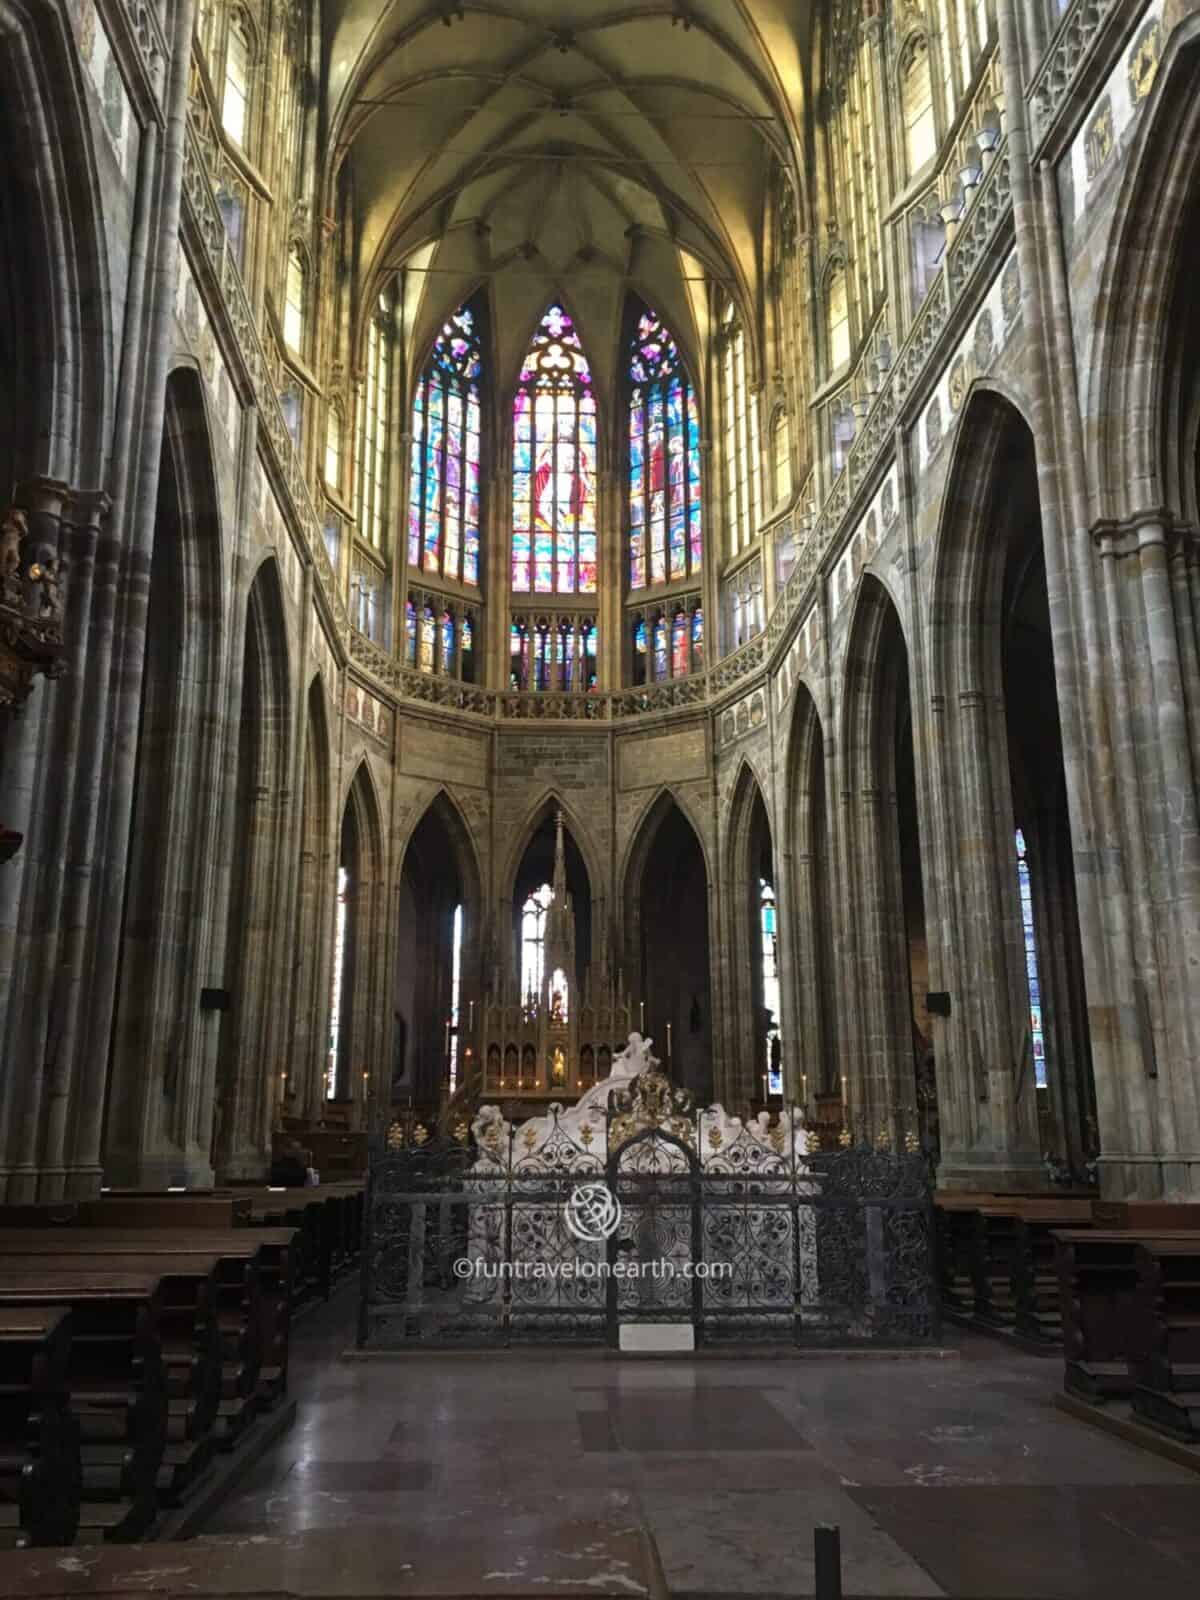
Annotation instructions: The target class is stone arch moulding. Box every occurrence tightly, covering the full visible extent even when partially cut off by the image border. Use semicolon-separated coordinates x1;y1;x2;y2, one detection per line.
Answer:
0;0;111;488
499;787;605;911
398;785;484;912
619;784;714;911
928;382;1033;696
1085;15;1200;520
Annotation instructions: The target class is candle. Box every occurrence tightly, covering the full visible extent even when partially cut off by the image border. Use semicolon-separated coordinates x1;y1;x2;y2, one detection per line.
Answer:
468;1000;475;1031
639;1000;645;1033
801;1072;808;1108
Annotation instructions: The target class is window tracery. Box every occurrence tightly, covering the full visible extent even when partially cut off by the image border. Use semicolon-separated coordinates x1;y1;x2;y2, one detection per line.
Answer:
720;312;761;559
403;590;478;682
630;595;703;685
508;614;598;693
355;287;395;551
221;12;252;148
512;305;597;595
627;306;701;589
408;303;483;587
283;244;306;352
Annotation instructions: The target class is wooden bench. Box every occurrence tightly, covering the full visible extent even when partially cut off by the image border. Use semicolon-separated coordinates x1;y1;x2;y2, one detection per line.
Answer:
0;1228;291;1448
81;1196;253;1229
0;1245;223;1505
0;1307;80;1548
0;1271;167;1542
933;1194;1010;1318
1053;1227;1200;1402
969;1200;1094;1332
1130;1238;1200;1442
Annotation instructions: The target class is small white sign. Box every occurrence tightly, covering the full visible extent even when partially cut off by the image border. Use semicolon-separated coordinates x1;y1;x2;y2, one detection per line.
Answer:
619;1323;695;1353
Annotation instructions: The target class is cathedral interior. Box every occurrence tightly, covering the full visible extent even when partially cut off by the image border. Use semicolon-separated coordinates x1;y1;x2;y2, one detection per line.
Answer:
3;0;1200;1592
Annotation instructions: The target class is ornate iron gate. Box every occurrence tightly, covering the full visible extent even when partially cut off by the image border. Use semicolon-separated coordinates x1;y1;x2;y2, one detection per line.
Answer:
358;1091;938;1351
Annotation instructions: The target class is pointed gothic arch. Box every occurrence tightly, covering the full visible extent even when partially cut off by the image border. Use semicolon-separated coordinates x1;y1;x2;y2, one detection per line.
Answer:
393;787;484;1106
621;787;713;1103
213;557;294;1180
290;673;335;1120
1085;14;1200;519
929;388;1092;1186
102;368;226;1189
501;788;604;921
722;759;779;1105
511;301;598;595
624;298;703;589
326;758;388;1115
784;682;837;1101
840;574;929;1140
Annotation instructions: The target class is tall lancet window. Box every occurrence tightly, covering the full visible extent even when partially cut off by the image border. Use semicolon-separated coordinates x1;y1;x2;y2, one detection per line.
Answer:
760;877;782;1094
512;305;597;594
408;304;483;585
628;307;702;588
521;883;553;999
1015;830;1047;1088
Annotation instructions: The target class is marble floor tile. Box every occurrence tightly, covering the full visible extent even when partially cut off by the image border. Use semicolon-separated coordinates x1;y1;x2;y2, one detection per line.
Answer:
194;1286;1198;1599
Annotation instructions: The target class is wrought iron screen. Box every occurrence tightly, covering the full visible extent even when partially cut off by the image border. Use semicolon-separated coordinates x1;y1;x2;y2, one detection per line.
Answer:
358;1096;938;1349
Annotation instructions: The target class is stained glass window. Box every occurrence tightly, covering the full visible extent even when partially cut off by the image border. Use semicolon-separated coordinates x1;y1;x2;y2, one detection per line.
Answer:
671;611;689;677
283;246;305;351
404;598;416;665
653;614;668;681
408;305;482;585
512;305;597;593
326;865;348;1100
691;607;704;672
419;605;435;673
355;291;393;550
222;17;250;147
760;878;782;1094
628;308;701;588
521;884;554;999
1015;829;1047;1088
510;621;528;690
901;37;937;177
325;405;342;489
721;317;762;556
448;904;463;1094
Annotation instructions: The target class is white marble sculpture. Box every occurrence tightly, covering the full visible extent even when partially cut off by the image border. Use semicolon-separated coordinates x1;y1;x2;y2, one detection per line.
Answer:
468;1032;810;1172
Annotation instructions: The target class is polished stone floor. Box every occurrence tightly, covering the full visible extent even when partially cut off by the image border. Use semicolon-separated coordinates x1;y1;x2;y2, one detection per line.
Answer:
197;1284;1200;1598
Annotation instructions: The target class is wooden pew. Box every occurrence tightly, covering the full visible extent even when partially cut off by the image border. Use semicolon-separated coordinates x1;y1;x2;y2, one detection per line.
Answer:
970;1200;1094;1333
0;1271;167;1542
247;1192;332;1302
0;1307;80;1548
1130;1238;1200;1441
0;1228;288;1418
0;1246;223;1505
934;1195;1012;1319
1053;1228;1200;1402
81;1196;253;1229
1092;1201;1200;1231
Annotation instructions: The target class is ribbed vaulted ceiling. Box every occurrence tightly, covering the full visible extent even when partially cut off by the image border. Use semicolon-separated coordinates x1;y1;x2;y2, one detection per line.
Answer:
324;1;810;391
